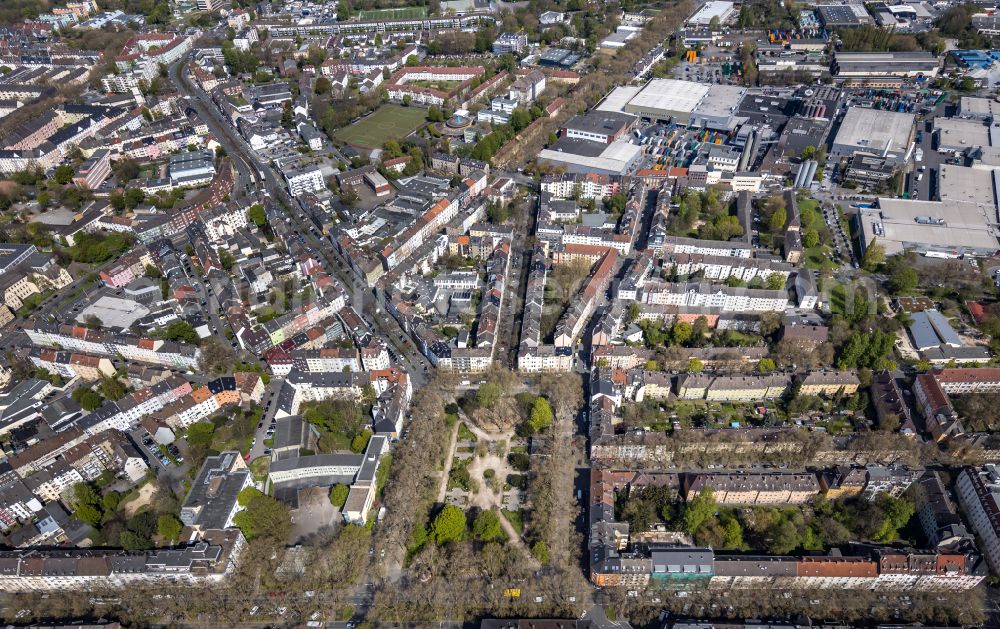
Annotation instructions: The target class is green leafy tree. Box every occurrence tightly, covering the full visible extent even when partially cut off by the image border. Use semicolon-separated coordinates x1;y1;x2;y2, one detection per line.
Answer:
472;509;504;542
683;488;716;534
768;518;801;554
233;491;291;541
510;108;532;132
756;358;777;373
476;382;503;407
329;483;350;508
98;375;126;401
54;164;74;185
531;540;550;563
123;187;145;209
872;496;916;542
186;421;216;447
382;139;403;159
102;491;121;512
672;321;693;346
247;203;266;227
71;482;102;526
350;429;372;453
769;206;787;233
158;514;183;542
158;320;199;344
627;302;640;323
887;266;918;294
120;530;152;550
528;397;554;432
75;503;101;526
72;387;103;411
723;517;745;549
686;358;704;373
217;247;235;270
767;274;787;290
431;504;467;544
238;487;265;506
861;240;885;271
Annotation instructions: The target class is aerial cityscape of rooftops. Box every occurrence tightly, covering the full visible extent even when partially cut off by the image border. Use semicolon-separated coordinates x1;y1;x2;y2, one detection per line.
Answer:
9;0;1000;627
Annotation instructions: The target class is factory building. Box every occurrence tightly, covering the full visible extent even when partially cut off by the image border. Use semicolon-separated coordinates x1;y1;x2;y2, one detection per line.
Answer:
831;107;914;164
831;51;940;78
622;79;746;130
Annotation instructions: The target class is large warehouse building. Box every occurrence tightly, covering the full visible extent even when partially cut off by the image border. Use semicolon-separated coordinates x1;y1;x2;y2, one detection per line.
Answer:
855;198;1000;257
831;107;914;163
832;51;940;78
622;79;746;130
537;138;643;176
935;117;991;153
817;4;873;27
687;1;736;26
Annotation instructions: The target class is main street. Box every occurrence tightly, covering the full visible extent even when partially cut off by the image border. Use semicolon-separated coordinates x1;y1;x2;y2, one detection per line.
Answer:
171;58;429;386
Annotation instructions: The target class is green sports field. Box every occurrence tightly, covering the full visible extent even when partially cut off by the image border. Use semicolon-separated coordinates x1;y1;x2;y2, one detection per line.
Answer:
355;6;427;20
334;104;426;149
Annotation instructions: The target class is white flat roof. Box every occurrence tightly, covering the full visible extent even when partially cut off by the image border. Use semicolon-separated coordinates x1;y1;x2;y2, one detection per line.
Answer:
693;84;747;118
600;140;643;162
538;139;642;173
597;86;642;114
626;79;710;115
935;117;991;149
938;164;996;205
688;0;735;24
76;296;151;330
834;107;914;154
860;198;1000;255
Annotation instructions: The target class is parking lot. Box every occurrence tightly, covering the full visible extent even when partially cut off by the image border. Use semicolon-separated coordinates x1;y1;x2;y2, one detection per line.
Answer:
672;43;745;86
129;426;184;471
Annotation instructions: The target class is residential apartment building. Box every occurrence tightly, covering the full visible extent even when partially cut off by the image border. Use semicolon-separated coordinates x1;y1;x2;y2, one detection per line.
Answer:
685;471;821;505
540;173;626;200
0;531;244;591
797;370;861;396
27;349;115;381
661;252;793;284
641;282;788;312
283;165;325;195
181;452;251;533
72;149;111;189
589;467;984;590
99;249;153;288
931;368;1000;394
492;32;529;55
956;465;1000;574
24;322;200;370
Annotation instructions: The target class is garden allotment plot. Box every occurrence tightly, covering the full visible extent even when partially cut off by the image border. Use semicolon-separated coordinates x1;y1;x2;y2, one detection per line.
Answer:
334;104;426;150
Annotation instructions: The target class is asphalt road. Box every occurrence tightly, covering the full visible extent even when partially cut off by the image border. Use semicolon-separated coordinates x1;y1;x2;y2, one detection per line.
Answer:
172;58;431;386
247;376;285;461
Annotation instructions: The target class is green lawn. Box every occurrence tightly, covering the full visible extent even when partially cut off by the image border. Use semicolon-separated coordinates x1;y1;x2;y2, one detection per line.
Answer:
334;104;426;150
501;509;524;534
356;6;426;19
804;245;839;272
407;79;460;91
248;457;270;483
